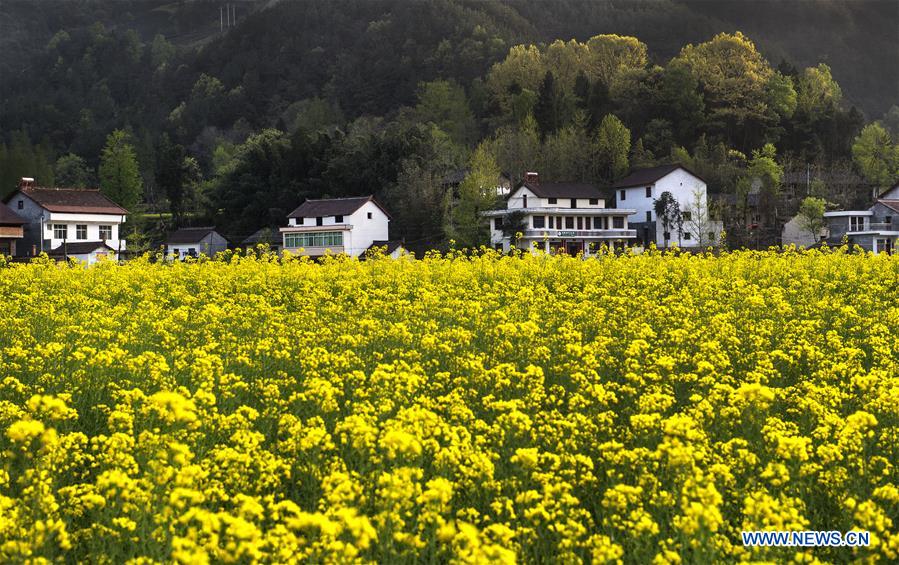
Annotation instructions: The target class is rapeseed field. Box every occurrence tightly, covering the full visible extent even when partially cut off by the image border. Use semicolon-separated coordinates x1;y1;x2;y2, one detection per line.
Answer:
0;249;897;563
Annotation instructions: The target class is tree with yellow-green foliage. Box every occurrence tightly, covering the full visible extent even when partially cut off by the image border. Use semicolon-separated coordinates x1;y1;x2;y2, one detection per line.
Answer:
444;144;501;248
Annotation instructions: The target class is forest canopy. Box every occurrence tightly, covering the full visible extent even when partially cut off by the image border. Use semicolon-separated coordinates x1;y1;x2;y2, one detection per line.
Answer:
0;0;896;251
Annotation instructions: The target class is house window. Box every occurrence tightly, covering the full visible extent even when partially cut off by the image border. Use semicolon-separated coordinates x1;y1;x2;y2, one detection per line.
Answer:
571;199;577;208
17;200;23;210
187;248;197;257
645;211;652;223
533;216;545;229
494;218;503;230
76;224;87;239
522;194;528;208
284;231;344;248
577;217;583;230
335;215;343;223
367;212;373;219
645;186;652;198
548;216;554;229
296;217;304;225
682;211;692;221
613;217;624;229
684;232;692;240
620;190;626;201
316;217;323;226
885;216;892;225
589;198;598;205
548;198;557;205
849;216;865;231
99;225;112;239
53;224;67;239
565;217;574;229
585;217;592;229
709;232;716;241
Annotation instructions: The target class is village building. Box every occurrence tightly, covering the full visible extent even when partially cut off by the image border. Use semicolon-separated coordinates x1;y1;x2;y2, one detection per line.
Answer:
0;201;27;256
823;181;899;254
3;178;128;258
165;227;229;259
241;227;283;252
47;241;117;265
483;173;637;255
280;195;392;258
364;240;406;259
612;164;721;248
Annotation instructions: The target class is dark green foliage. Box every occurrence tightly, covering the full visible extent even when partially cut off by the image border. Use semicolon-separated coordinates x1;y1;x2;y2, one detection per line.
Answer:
0;0;894;249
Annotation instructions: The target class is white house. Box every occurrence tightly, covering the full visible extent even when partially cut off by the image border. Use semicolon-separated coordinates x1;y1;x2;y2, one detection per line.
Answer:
483;173;637;255
280;195;393;257
3;178;128;258
165;227;229;258
612;164;721;248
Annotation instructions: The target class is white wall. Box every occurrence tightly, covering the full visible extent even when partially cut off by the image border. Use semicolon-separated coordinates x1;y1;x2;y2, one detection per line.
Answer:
345;201;389;256
620;168;709;247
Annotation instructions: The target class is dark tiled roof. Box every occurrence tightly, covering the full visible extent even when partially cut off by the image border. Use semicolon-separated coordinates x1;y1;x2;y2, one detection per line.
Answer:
166;227;221;244
287;196;391;219
877;200;899;213
241;227;281;246
7;187;128;214
611;164;706;189
0;202;26;225
519;182;604;199
366;240;404;255
48;241;114;255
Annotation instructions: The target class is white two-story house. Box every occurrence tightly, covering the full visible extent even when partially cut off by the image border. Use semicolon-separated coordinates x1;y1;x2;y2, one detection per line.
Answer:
3;178;128;262
612;164;720;248
483;173;637;254
280;195;395;257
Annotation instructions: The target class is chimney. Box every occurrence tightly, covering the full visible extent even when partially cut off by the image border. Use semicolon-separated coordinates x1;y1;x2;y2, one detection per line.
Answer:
525;171;539;186
19;177;34;190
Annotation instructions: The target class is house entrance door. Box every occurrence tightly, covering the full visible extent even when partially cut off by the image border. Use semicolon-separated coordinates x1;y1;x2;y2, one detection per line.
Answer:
566;241;582;255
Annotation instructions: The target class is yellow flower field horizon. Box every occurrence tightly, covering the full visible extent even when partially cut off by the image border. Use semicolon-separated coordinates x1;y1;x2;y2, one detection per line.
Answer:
0;249;897;563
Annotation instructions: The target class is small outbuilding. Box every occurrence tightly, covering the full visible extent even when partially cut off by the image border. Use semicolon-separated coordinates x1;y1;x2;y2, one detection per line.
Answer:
0;201;27;256
47;241;116;265
165;227;229;259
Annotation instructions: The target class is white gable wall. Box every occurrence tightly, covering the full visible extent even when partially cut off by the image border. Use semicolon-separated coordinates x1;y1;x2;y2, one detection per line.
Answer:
344;201;390;256
619;168;710;247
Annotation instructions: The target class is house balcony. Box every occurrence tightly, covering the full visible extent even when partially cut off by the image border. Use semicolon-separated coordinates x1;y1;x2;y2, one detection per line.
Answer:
520;228;637;240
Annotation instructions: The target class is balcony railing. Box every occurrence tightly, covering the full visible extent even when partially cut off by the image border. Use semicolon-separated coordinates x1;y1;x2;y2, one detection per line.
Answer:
522;228;637;239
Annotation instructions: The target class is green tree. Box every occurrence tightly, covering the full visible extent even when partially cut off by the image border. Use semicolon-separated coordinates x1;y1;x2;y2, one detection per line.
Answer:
653;191;681;249
156;135;202;222
851;123;899;191
533;71;573;138
444;144;501;248
413;80;477;146
99;130;143;210
595;114;631;182
585;34;648;88
797;64;842;119
675;32;774;147
797;196;827;242
54;154;94;187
